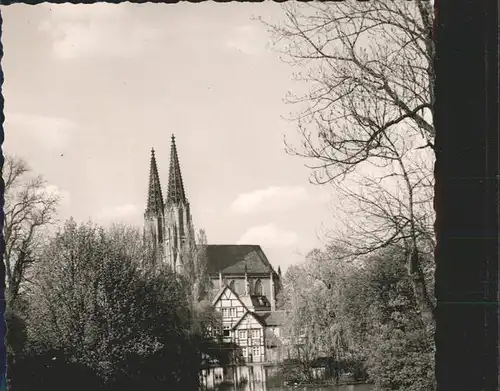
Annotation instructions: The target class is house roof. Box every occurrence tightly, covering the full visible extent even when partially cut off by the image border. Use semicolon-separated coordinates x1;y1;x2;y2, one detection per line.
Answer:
211;284;246;308
206;245;275;275
257;311;286;327
232;310;266;330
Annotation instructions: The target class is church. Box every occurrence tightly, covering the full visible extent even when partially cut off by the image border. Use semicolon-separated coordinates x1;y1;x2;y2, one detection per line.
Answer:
144;135;285;364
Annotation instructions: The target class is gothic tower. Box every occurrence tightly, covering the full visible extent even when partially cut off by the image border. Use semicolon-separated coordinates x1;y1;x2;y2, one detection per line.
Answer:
144;148;165;266
164;135;195;274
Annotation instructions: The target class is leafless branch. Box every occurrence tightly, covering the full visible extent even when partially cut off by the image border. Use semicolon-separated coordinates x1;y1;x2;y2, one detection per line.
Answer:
3;155;60;306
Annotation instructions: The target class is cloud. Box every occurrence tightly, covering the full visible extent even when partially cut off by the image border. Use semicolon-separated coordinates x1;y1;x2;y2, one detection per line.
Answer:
237;223;297;248
231;186;309;214
5;112;78;152
39;4;163;59
33;184;71;208
225;25;267;55
43;184;71;206
96;203;139;222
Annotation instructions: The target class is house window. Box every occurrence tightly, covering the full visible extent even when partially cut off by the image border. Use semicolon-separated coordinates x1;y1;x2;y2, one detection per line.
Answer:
229;307;237;317
251;329;260;339
242;347;248;357
223;324;231;337
222;308;229;318
238;330;247;340
254;279;262;296
252;346;260;357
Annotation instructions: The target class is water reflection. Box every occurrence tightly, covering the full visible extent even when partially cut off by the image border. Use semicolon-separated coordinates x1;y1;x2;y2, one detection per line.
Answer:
223;384;372;391
201;364;372;391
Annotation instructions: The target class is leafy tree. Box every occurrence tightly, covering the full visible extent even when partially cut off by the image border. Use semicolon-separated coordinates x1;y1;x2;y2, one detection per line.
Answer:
280;245;433;389
280;247;355;383
25;219;194;390
341;246;435;390
262;0;436;327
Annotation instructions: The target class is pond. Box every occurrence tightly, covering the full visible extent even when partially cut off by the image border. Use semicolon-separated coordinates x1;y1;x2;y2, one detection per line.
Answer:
202;365;373;391
222;384;372;391
271;386;372;391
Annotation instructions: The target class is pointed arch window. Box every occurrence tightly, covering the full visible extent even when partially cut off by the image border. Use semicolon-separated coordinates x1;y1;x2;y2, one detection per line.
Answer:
157;217;163;243
254;279;263;296
229;280;236;292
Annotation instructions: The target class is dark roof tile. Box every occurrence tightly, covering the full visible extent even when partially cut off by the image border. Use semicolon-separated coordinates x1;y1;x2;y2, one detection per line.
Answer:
257;311;286;327
206;245;274;275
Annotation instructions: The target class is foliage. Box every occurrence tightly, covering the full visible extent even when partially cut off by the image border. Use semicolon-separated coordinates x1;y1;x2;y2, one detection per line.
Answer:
281;246;357;383
9;349;104;391
18;219;197;391
342;246;435;390
280;245;434;389
5;301;28;360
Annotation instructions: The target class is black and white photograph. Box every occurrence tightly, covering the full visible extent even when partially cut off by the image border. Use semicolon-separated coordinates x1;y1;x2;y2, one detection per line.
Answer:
1;2;498;391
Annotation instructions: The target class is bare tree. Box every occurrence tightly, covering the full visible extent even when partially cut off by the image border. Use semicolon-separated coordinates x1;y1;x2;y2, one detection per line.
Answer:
261;1;436;325
3;155;60;307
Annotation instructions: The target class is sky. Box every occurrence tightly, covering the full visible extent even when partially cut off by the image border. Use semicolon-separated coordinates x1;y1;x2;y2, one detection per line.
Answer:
1;3;338;271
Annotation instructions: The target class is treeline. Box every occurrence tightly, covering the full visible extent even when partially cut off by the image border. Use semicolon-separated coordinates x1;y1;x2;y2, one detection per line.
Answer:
3;156;223;391
7;219;224;391
262;2;437;389
280;245;435;391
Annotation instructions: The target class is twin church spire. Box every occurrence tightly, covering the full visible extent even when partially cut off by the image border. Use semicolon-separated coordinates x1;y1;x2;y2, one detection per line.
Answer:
144;135;194;273
146;135;188;211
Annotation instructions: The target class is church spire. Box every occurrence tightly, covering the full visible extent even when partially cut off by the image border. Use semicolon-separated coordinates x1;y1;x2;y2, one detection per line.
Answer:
145;148;164;217
166;134;187;205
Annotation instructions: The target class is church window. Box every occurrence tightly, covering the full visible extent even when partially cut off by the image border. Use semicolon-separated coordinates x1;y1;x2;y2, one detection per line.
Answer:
254;279;263;296
157;218;163;242
229;280;236;291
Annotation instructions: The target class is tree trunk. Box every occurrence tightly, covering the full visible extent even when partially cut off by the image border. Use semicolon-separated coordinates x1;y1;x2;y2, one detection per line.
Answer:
407;247;435;327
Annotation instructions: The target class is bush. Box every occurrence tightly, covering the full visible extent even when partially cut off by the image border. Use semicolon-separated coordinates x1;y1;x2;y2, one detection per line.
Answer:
9;350;103;391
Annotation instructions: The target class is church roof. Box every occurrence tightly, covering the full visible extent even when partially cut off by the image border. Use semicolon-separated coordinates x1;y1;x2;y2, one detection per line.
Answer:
166;134;187;205
205;244;275;275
